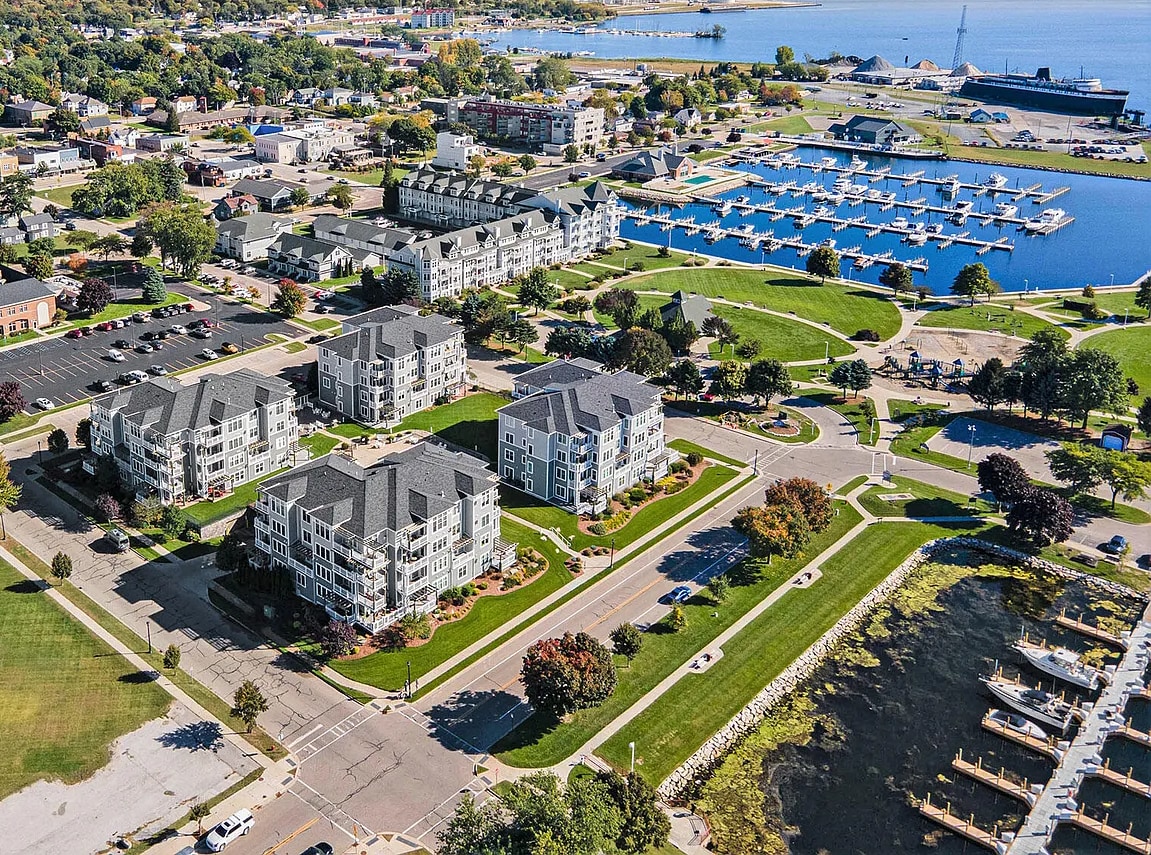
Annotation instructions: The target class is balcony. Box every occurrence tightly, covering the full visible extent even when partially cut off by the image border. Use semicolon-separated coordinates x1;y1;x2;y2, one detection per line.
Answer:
249;439;269;454
453;535;473;556
290;540;313;564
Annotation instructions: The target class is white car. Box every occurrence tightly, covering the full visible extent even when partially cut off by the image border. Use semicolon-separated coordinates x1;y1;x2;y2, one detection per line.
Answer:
106;349;126;362
169;325;187;335
34;397;53;410
200;348;220;360
204;808;254;851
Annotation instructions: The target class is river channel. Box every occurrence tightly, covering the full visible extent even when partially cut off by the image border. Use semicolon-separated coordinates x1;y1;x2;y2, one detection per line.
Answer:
694;548;1148;854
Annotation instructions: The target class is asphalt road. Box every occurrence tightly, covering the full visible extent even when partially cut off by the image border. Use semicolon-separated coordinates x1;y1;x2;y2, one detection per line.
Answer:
3;289;296;409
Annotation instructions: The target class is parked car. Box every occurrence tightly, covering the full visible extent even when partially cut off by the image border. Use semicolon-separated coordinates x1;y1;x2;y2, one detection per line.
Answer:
1101;535;1128;555
183;302;195;312
204;809;254;852
299;844;334;855
118;371;143;385
191;328;213;339
200;348;220;360
220;341;240;354
111;319;125;329
150;365;168;375
667;585;692;604
103;528;131;553
132;312;150;323
34;397;53;410
306;334;328;344
106;349;125;362
136;343;154;353
95;321;115;332
113;339;131;349
169;325;187;335
95;379;115;392
65;329;84;339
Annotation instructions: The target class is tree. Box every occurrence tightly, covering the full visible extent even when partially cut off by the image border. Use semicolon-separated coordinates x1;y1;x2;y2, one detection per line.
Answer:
377;268;420;305
141;268;166;303
137;202;216;278
1135;277;1151;319
75;417;92;450
25;253;53;280
0;382;26;422
878;262;913;294
806;246;840;282
163;644;181;670
666;359;704;399
775;45;796;65
667;605;687;632
951;262;998;306
0;172;33;219
518;154;538;173
320;620;358;659
662;314;699;353
289;186;311;208
517;268;559;315
65;229;99;252
534;55;575;90
491;160;515;178
90;233;127;266
614;328;672;377
387;117;435;154
709;360;747;400
846;359;872;396
763;477;834;532
0;454;19;537
521;632;617;718
78;277;114;315
326;183;354;214
601;770;671;854
47;428;69;454
968;356;1008;410
733;502;811;561
595;288;639;329
707;573;730;604
609;622;643;664
736;339;761;360
95;493;122;522
1007;488;1074;547
231;680;269;732
131;232;154;259
563;144;581;164
460;292;512;346
159;505;187;539
215;529;250;575
189;803;211;836
466;154;486;177
1097;451;1151;509
271;281;307;317
51;551;73;585
1138;396;1151;438
828;361;853;399
1061;348;1128;428
1018;328;1068;420
1046;444;1105;495
701;315;738;354
977;453;1031;505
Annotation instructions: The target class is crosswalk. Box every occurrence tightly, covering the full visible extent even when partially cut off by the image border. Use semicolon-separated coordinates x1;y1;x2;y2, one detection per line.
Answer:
290;704;379;764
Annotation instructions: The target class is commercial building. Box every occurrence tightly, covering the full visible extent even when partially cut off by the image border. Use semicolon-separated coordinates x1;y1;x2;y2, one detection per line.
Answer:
215;213;293;262
431;131;481;172
826;115;922;147
15;144;81;173
253;443;507;632
496;361;671;514
253;126;356;163
231;178;295;211
410;8;455;27
0;277;57;333
4;100;54;125
88;369;299;505
451;96;604;154
847;55;953;87
612;148;696;182
268;233;354;282
317;305;466;427
136;133;188;153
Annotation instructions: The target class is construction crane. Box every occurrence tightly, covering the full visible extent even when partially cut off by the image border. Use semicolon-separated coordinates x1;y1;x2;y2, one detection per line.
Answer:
951;5;968;71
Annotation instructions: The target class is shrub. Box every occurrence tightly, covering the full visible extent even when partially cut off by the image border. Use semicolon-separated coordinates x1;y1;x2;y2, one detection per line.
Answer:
851;328;881;342
320;620;358;659
628;260;646;272
669;460;690;474
589;521;608;536
162;644;181;670
130;496;163;528
627;485;647;503
399;611;432;640
685;452;704;467
94;493;122;522
657;246;671;258
1082;284;1096;298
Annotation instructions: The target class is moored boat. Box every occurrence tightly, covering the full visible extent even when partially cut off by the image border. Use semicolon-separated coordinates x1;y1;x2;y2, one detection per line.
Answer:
987;707;1049;741
980;676;1075;731
1013;638;1102;690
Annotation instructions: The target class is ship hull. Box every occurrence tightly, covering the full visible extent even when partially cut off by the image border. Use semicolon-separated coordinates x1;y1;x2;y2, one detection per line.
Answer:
960;79;1128;116
982;679;1071;731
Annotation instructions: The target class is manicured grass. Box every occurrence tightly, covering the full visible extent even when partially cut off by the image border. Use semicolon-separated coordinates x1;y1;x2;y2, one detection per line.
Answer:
1082;326;1151;398
757;115;814;134
398;392;507;460
294;316;342;332
501;464;739;553
0;558;170;798
300;432;341;457
667;438;745;469
182;468;287;527
596;519;990;783
282;341;307;354
598;243;692;271
0;329;43;347
60;292;185;330
805;391;879;446
859;475;992;518
625;268;902;340
325;167;394;185
948;144;1151;180
706;303;854;362
887;397;948;422
916;303;1068;340
493;503;865;770
35;183;85;208
547;268;599;291
0;411;44;437
329;518;570;691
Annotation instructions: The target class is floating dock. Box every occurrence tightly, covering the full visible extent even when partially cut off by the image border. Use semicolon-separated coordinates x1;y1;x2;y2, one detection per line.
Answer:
917;793;1004;853
979;712;1062;761
1055;610;1130;649
952;751;1037;806
1086;759;1151;800
1066;810;1151;855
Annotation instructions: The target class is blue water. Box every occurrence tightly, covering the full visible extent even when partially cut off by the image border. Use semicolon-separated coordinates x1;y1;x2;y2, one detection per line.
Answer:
486;0;1151;110
622;146;1151;293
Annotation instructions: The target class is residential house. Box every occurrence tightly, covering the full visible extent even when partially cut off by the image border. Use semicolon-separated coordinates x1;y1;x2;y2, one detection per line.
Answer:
268;233;354;282
322;87;354;106
287;88;322;107
611;148;695;182
109;127;140;149
19;213;59;241
215;213;293;262
4;100;54;125
673;107;703;129
0;227;24;245
79;115;112;137
213;194;260;221
173;95;199;114
132;96;158;116
349;92;377;108
137;133;188;153
231;178;295;211
0;277;57;332
252;442;506;632
62;94;109;117
496;362;671;513
826;115;922;147
431;131;481;171
88;369;299;505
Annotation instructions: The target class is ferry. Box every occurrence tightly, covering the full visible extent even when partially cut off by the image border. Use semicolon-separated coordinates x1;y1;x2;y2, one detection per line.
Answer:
984;173;1010;190
987;708;1049;741
1013;638;1102;690
980;676;1075;732
1024;208;1068;232
993;202;1019;219
960;67;1128;118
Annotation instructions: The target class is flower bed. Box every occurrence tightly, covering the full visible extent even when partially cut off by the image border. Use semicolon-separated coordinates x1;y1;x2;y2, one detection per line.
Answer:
577;458;705;537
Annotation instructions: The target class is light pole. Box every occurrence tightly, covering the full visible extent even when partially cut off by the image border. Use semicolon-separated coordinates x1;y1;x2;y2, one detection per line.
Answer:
1110;273;1115;287
1124;308;1130;326
966;424;977;469
869;417;877;444
824;340;829;362
406;660;412;699
629;741;636;773
609;537;615;569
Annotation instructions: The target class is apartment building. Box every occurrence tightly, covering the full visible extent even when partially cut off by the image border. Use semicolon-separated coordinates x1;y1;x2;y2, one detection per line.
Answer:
398;168;540;229
215;213;293;262
88;369;299;504
452;96;604;154
267;233;354;282
15;144;81;173
253;443;506;632
0;277;57;333
410;7;455;27
496;361;671;514
254;126;356;163
431;131;481;171
317;305;466;427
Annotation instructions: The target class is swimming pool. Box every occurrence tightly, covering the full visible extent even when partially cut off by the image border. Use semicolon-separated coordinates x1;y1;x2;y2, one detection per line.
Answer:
683;175;717;185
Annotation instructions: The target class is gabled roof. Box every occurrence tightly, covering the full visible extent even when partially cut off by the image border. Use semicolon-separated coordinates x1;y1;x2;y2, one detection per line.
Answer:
0;277;55;306
218;194;258;211
498;370;659;436
259;443;496;536
400;210;557;261
216;212;291;242
312;214;415;253
233;177;295;200
661;291;712;328
321;309;460;362
400;167;539;209
269;233;349;263
515;358;604;392
19;213;54;228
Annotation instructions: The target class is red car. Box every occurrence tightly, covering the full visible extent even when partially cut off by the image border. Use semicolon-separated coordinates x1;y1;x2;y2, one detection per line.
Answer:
183;302;195;312
95;321;114;332
65;329;84;339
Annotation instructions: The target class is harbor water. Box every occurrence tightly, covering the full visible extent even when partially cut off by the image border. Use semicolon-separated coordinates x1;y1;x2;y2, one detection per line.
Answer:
486;0;1150;111
621;146;1151;292
694;551;1148;854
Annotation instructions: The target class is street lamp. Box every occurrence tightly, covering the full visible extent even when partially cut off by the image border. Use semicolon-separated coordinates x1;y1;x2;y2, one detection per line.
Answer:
1110;273;1115;287
609;537;615;569
1124;308;1130;326
966;424;977;469
629;741;636;773
869;417;877;444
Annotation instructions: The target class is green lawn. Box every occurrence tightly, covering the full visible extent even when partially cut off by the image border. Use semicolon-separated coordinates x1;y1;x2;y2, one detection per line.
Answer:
548;268;600;291
706;303;854;362
329;518;570;691
501;464;739;553
294;316;341;332
397;392;507;460
757;115;814;135
597;244;692;271
1082;326;1151;397
324;166;404;185
0;558;170;798
667;399;820;444
182;468;287;527
916;303;1068;340
61;292;185;330
596;519;990;784
35;184;85;208
493;503;865;770
667;438;745;468
625;268;903;340
858;475;992;518
300;432;341;457
804;391;879;446
887;397;948;422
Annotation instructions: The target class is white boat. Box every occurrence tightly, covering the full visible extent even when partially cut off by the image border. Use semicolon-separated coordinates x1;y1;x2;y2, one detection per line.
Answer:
891;216;910;230
825;193;846;205
1013;639;1102;690
981;676;1075;731
848;183;868;195
987;708;1049;741
940;177;961;195
878;191;897;203
1024;208;1068;232
993;202;1019;219
984;172;1009;189
819;156;838;168
812;205;831;217
832;176;852;192
954;200;974;213
820;238;836;249
712;199;733;216
926;223;944;235
849;154;866;171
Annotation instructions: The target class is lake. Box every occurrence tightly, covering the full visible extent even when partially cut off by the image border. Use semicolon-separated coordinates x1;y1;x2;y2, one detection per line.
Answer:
621;145;1151;293
485;0;1150;111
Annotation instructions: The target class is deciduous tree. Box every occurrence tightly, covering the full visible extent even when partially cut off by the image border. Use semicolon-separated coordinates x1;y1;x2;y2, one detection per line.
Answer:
1097;451;1151;509
609;622;643;664
0;382;26;422
521;632;617;718
1135;278;1151;319
78;277;114;314
75;417;92;450
271;281;307;317
1006;488;1074;547
733;502;811;561
325;183;354;214
614;328;672;377
320;620;358;659
47;428;69;454
1046;444;1105;496
1060;347;1128;428
517;267;559;315
1138;396;1151;438
231;680;269;732
51;551;72;585
763;477;834;532
951;262;999;306
746;358;792;407
708;360;747;400
977;453;1031;505
666;359;703;399
594;288;639;329
878;262;913;293
805;245;840;282
707;573;730;603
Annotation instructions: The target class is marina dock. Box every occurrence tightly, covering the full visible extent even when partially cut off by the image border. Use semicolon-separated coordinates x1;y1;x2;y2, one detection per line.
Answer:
1066;810;1151;855
952;751;1037;806
917;793;1004;852
1056;610;1130;649
979;713;1063;761
1086;759;1151;800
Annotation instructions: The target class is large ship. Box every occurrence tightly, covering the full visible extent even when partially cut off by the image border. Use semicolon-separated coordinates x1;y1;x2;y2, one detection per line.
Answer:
961;67;1128;117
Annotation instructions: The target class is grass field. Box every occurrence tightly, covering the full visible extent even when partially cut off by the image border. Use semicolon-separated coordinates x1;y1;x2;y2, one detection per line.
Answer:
61;292;186;331
493;503;865;770
596;519;989;783
859;475;992;518
707;303;854;362
626;268;903;340
597;244;692;271
183;468;286;527
35;184;85;208
916;303;1068;340
887;397;948;422
1081;326;1151;397
667;438;746;469
329;517;570;691
397;392;506;460
757;115;814;134
0;558;170;799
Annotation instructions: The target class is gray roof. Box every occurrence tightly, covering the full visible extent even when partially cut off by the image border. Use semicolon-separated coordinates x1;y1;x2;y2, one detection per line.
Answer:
515;358;604;392
401;209;557;261
233;177;294;200
613;148;692;179
312;214;415;253
216;213;291;242
528;181;617;217
9;100;54;112
322;309;460;361
661;291;712;328
0;277;55;306
401;167;539;209
259;442;496;536
92;368;293;436
269;233;349;263
19;213;54;228
498;369;659;435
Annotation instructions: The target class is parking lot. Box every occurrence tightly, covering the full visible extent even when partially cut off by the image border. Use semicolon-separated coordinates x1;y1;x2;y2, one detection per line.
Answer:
2;289;298;409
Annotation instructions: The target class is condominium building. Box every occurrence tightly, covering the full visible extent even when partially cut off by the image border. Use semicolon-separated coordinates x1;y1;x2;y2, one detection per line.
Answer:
253;443;508;632
254;126;357;163
88;370;299;504
317;305;466;427
431;131;481;171
398;169;540;229
496;361;672;514
410;7;455;27
451;96;604;154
